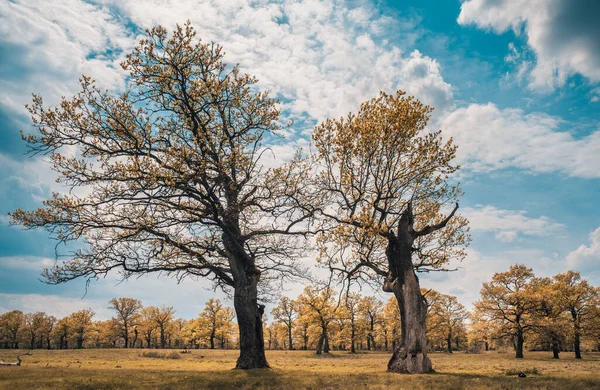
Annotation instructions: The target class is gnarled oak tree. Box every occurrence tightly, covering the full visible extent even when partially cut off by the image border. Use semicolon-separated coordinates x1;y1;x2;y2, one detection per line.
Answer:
10;23;314;368
313;91;469;373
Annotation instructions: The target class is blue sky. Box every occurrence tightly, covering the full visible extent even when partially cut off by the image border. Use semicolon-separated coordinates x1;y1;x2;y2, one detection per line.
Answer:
1;0;599;320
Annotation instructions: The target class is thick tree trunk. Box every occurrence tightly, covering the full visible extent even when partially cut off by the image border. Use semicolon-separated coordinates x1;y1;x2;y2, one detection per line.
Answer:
574;331;582;359
160;327;166;349
447;332;453;354
386;237;432;373
210;331;215;349
485;341;489;351
124;325;129;349
515;330;524;359
552;340;560;359
233;276;269;369
288;325;294;350
316;332;324;355
324;332;330;353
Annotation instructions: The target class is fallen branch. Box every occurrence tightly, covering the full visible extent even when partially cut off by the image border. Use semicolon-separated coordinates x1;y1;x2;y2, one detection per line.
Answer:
0;351;31;366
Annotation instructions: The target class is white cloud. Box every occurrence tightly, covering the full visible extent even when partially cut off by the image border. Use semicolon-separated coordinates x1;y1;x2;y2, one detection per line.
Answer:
0;293;111;319
442;103;600;177
458;0;600;92
102;0;454;123
566;227;600;275
0;0;133;112
462;205;564;242
0;256;56;271
421;247;563;310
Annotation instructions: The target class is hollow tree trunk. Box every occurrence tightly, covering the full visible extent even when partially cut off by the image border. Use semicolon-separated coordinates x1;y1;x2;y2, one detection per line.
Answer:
385;226;432;374
233;275;268;369
515;329;524;359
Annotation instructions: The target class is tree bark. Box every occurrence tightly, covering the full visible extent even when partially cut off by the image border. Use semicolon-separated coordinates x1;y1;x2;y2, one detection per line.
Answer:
233;275;269;369
447;332;453;354
552;340;560;359
386;232;432;374
515;330;524;359
288;324;294;350
574;331;582;359
323;332;330;353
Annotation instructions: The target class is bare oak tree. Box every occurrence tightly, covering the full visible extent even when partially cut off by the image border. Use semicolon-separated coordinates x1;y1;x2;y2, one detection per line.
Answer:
10;23;314;368
313;91;469;373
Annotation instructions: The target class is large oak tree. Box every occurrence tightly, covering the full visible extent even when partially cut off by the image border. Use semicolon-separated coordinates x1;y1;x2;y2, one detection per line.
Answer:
313;91;469;373
10;23;314;368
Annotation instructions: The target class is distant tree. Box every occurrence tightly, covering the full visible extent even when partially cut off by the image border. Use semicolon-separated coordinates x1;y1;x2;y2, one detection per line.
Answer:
473;264;541;358
10;22;315;369
358;296;383;351
67;309;95;349
434;293;467;353
381;298;401;352
109;298;142;348
314;91;469;373
146;305;175;349
341;292;362;353
0;311;25;349
195;299;235;349
552;271;599;359
297;285;338;355
271;297;297;350
23;312;48;349
140;307;158;348
523;277;568;358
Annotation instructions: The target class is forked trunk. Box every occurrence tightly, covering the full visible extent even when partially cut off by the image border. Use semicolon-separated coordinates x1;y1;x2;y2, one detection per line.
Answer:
386;234;432;374
233;276;268;369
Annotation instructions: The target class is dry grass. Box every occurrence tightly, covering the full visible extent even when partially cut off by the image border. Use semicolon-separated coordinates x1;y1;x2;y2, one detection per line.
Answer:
0;349;599;389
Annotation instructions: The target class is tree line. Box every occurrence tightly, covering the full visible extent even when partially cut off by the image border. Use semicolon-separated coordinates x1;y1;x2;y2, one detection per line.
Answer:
2;266;598;359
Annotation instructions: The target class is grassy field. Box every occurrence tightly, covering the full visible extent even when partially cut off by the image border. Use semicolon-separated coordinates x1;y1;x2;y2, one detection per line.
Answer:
1;349;599;389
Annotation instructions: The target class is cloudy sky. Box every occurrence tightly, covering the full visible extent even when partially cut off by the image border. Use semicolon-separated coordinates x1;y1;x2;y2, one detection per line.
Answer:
1;0;599;320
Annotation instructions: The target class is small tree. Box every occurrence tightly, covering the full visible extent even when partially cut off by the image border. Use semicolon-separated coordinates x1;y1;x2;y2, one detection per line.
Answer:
146;305;175;349
67;309;95;349
314;91;469;372
109;297;142;348
428;292;467;353
473;264;541;358
10;23;315;368
271;297;297;350
358;296;383;351
297;285;338;354
552;271;599;359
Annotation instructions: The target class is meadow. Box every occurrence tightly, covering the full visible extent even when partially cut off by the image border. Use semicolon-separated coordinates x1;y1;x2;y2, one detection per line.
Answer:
1;349;599;389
